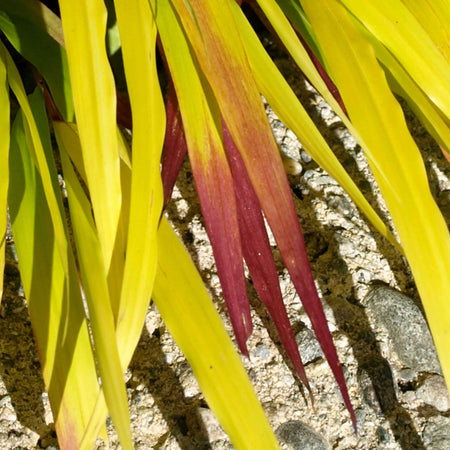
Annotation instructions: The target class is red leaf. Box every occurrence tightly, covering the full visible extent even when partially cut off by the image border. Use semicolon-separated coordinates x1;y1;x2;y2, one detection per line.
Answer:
223;122;311;392
161;81;188;208
186;129;253;355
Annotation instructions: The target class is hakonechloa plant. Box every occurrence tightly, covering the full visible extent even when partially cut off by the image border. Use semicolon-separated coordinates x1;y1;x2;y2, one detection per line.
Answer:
0;0;448;448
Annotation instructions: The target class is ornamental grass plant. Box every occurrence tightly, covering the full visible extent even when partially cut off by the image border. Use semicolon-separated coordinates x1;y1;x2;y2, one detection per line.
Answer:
0;0;449;448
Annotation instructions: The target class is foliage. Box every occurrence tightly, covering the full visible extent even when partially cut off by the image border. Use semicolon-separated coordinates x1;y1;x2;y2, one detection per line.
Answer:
0;0;448;448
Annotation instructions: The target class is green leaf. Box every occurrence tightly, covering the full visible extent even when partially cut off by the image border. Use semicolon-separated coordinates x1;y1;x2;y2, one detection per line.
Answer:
59;143;133;449
0;44;9;301
0;40;70;283
0;0;73;120
8;89;101;449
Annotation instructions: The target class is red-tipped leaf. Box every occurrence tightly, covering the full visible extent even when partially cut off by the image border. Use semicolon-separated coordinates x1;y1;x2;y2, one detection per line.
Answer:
155;1;252;354
170;0;355;427
161;81;188;208
223;121;311;392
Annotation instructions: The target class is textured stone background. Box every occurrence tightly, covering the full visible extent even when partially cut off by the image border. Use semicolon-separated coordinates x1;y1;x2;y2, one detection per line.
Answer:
1;32;450;450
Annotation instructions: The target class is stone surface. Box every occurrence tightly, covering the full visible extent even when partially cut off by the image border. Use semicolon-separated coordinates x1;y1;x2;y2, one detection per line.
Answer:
295;323;323;365
416;374;450;412
422;416;450;450
276;420;329;450
364;285;441;375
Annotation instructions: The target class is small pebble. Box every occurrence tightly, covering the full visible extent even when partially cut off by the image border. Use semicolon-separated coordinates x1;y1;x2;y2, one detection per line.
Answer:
416;374;450;412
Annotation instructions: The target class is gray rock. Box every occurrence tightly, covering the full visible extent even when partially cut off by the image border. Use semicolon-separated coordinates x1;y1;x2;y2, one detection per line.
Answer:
252;343;271;362
423;416;450;450
327;194;355;218
295;324;323;365
300;150;312;164
276;420;329;450
364;285;441;374
416;374;450;412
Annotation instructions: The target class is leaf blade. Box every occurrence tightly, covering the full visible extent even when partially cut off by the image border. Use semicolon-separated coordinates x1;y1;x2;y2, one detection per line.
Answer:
301;0;450;391
0;44;9;302
113;0;165;363
8;91;101;449
154;217;280;449
170;0;355;424
60;144;133;449
156;0;253;353
59;0;121;272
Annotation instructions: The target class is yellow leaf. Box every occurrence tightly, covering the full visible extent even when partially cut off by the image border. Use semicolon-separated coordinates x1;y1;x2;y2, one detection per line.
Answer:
9;92;101;449
230;0;399;250
60;145;133;449
154;217;280;449
302;0;450;391
354;22;450;154
340;0;450;121
400;0;450;62
113;0;165;363
58;0;121;274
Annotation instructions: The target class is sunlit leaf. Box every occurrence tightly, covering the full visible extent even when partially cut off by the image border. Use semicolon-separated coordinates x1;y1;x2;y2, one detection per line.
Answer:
156;0;253;354
222;122;310;391
58;0;121;275
339;0;450;121
301;0;450;392
354;22;450;155
400;0;450;62
154;216;280;449
8;90;101;449
113;0;165;362
230;0;400;251
59;143;133;449
169;0;355;425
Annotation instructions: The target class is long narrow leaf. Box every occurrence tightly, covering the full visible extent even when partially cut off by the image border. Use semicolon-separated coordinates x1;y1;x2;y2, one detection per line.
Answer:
170;0;355;425
230;1;400;251
113;0;165;361
0;0;72;120
58;0;121;274
401;0;450;62
223;122;311;392
340;0;450;121
301;0;450;392
355;23;450;155
59;146;133;449
154;216;280;449
1;40;71;289
161;81;188;208
53;122;131;446
0;45;9;301
9;91;101;450
155;0;253;354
